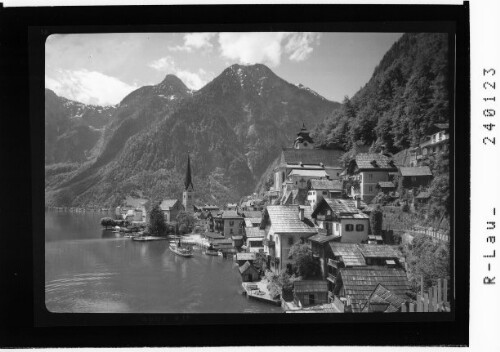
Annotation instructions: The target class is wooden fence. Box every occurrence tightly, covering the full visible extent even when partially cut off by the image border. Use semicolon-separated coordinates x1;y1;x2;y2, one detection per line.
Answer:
402;277;450;312
392;226;449;243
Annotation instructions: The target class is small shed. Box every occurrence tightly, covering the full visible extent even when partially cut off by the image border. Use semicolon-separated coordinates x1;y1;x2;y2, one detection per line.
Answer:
399;166;433;188
293;280;329;307
239;261;259;282
232;235;244;248
235;252;256;266
377;181;396;194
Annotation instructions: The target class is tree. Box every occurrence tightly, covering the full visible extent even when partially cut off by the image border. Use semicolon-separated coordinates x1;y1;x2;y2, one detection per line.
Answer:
100;217;115;229
288;242;321;279
370;205;383;236
176;211;196;233
147;203;167;236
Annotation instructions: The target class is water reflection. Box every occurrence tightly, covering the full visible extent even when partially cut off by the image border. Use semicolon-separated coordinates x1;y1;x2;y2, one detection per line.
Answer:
45;211;281;313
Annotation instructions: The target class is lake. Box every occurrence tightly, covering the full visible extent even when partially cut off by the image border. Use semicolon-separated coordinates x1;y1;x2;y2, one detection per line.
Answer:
45;211;281;313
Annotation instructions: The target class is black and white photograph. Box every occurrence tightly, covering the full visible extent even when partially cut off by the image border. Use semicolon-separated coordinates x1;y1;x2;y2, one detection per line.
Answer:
44;31;453;314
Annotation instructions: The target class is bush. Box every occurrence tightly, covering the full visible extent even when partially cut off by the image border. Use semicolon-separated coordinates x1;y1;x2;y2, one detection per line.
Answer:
147;203;167;236
401;203;410;212
288;243;321;279
369;205;383;236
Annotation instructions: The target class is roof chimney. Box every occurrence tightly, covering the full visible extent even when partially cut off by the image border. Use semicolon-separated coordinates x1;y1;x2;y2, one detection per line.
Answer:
355;196;361;209
299;207;305;221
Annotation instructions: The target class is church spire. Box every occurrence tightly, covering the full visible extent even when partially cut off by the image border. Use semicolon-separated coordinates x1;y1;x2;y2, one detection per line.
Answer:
184;154;194;191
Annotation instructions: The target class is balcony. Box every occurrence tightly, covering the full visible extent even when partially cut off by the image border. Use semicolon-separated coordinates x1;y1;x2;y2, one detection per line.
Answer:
327;273;336;283
327;258;339;268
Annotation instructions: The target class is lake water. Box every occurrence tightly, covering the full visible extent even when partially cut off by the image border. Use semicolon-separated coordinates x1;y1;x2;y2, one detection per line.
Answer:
45;211;281;313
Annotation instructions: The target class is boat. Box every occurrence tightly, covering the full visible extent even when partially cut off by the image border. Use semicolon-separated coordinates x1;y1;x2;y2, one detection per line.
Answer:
205;248;221;256
169;243;193;257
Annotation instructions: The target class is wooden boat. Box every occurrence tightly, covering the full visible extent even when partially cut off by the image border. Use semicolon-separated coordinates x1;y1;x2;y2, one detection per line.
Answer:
205;248;221;256
169;243;193;257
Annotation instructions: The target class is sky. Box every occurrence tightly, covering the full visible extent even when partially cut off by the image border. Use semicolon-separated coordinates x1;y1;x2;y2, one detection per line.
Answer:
45;32;403;106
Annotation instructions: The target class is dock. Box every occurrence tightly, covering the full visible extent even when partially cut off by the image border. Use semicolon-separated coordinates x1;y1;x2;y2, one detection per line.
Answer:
241;280;281;306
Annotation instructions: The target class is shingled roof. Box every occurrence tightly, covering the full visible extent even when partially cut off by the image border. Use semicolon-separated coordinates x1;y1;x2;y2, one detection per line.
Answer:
220;210;242;219
308;233;340;244
361;284;407;313
378;181;396;188
339;267;411;313
311;198;369;219
391;148;412;167
288;169;329;178
355;153;397;170
160;199;181;211
329;243;366;267
239;261;258;274
309;179;343;191
266;205;317;234
399;166;433;177
245;227;266;238
241;210;263;218
281;148;344;167
357;244;402;259
294;280;328;293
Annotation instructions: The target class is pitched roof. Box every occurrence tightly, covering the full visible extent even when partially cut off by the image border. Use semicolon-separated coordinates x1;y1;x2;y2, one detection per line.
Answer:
378;181;396;188
357;244;402;259
281;148;344;167
160;199;181;211
362;284;406;313
329;243;366;267
221;210;242;219
294;280;328;293
399;166;433;177
355;153;396;170
245;227;266;238
204;232;225;239
391;148;412;167
339;267;411;313
434;123;449;130
241;211;263;218
312;198;369;219
239;261;258;274
288;169;329;178
308;233;340;244
310;179;343;191
236;252;256;261
244;218;262;227
266;205;317;234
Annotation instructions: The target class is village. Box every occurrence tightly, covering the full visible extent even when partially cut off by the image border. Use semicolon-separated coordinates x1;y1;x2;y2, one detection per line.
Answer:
105;122;451;314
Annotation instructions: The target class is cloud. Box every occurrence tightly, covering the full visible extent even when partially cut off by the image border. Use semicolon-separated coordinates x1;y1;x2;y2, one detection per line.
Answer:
217;32;321;67
148;56;212;90
285;33;321;62
148;56;176;71
45;70;138;106
169;33;216;53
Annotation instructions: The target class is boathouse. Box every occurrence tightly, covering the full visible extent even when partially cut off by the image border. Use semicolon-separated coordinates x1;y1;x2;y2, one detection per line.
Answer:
239;261;260;282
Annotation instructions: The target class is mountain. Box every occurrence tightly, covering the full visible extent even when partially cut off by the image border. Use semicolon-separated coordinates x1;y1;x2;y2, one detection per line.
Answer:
45;64;340;207
312;33;449;154
45;88;116;164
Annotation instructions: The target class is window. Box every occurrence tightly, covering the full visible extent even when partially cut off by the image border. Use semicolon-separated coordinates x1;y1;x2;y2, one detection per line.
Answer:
229;220;234;226
288;237;294;246
309;294;316;305
368;185;373;192
336;223;339;231
356;224;364;231
345;224;354;232
368;173;373;180
230;229;233;235
322;191;328;196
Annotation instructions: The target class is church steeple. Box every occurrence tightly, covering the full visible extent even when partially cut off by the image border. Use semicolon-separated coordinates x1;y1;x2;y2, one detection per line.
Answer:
184;154;194;191
183;154;195;212
293;122;314;149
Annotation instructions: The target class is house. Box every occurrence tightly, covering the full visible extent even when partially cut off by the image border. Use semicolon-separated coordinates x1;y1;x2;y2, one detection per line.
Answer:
244;218;262;228
398;166;433;189
235;252;257;266
332;267;412;312
214;210;244;237
260;205;317;274
293;280;329;307
311;198;370;243
226;203;238;211
232;235;244;248
117;196;148;222
280;188;309;206
356;244;404;267
244;227;265;253
376;181;396;194
204;232;226;243
307;233;339;279
271;128;344;197
194;210;213;233
160;199;184;223
239;261;260;282
307;179;343;210
346;153;398;203
419;123;449;157
361;284;408;313
211;238;234;252
415;191;431;205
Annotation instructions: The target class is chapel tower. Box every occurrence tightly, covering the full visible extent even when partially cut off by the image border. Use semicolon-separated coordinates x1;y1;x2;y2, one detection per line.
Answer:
182;154;195;212
293;123;314;149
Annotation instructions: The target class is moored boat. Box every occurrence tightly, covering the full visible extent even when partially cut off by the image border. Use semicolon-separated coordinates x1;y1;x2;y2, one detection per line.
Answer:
132;236;167;242
169;243;193;257
205;248;221;256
